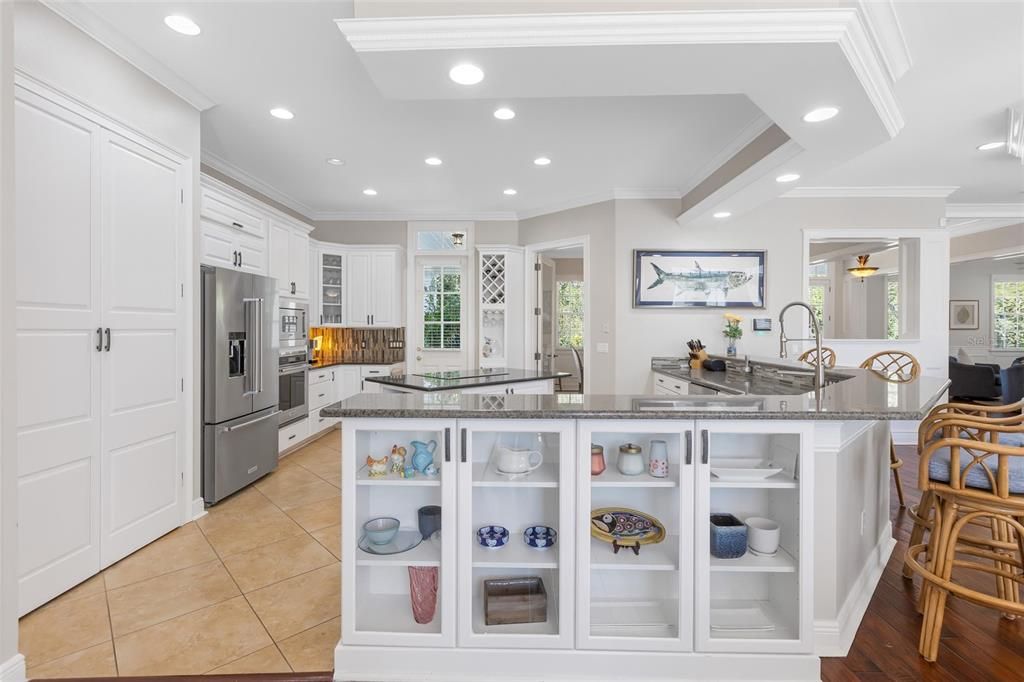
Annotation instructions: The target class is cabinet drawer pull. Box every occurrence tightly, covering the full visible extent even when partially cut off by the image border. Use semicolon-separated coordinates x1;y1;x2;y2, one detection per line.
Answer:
318;393;326;398
288;434;297;441
232;221;243;229
460;428;467;463
444;427;451;463
701;429;709;464
674;385;682;390
685;430;693;465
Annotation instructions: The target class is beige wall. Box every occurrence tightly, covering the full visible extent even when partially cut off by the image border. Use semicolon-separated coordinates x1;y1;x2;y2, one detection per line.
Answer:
951;223;1024;260
520;200;616;393
476;220;519;245
312;219;407;245
201;164;310;224
554;258;584;281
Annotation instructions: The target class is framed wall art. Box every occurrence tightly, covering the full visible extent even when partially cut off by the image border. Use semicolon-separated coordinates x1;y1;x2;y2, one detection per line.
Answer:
949;299;979;330
633;250;766;308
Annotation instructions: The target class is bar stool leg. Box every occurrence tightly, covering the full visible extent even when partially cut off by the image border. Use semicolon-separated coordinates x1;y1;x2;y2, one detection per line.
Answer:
904;490;934;579
890;438;906;508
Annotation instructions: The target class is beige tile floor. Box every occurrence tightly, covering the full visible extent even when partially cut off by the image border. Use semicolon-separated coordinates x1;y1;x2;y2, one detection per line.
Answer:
20;430;343;679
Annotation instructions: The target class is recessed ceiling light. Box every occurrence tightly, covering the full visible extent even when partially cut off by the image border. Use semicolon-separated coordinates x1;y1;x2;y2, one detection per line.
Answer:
503;188;517;196
494;107;516;120
269;108;294;120
977;141;1005;151
326;158;344;166
164;15;200;36
363;188;377;196
424;157;443;166
802;106;839;123
776;173;800;183
713;211;732;219
533;157;551;166
449;63;484;85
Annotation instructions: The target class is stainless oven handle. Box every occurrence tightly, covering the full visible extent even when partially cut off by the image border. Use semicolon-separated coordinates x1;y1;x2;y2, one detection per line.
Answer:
279;365;307;376
225;410;281;432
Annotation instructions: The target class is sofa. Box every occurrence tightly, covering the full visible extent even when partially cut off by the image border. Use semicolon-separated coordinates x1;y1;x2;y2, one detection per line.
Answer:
948;356;1002;402
1002;363;1024;407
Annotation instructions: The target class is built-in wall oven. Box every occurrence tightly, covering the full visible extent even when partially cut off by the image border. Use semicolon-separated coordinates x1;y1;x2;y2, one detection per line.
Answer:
278;347;308;425
279;300;308;348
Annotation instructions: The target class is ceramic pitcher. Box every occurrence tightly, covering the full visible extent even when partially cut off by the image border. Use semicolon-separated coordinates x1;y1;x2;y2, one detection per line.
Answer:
410;440;437;473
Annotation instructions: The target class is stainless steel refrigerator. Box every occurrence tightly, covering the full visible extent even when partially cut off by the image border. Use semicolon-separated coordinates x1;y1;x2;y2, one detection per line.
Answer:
202;266;280;504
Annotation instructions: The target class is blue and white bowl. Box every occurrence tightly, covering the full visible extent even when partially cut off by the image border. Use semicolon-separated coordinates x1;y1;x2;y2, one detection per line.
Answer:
477;525;509;548
523;526;557;549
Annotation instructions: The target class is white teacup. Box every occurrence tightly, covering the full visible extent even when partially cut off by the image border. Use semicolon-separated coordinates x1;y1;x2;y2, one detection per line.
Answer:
495;446;543;475
745;517;780;556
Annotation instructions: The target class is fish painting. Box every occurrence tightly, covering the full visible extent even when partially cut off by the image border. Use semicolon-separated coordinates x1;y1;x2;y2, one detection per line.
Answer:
591;508;666;556
648;261;753;299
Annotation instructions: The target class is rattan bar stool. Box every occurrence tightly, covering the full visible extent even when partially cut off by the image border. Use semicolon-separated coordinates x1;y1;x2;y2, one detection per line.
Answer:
797;346;836;369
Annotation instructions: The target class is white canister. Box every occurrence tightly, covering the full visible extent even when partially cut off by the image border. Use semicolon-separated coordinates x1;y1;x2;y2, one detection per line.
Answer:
648;439;669;478
745;517;781;556
617;443;645;476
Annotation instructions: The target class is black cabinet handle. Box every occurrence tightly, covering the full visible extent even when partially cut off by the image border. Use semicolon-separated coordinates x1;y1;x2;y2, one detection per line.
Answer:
104;327;111;352
232;221;243;229
460;428;467;463
96;327;103;352
701;429;709;464
444;427;451;463
288;434;296;440
239;252;242;268
685;430;693;465
320;314;323;325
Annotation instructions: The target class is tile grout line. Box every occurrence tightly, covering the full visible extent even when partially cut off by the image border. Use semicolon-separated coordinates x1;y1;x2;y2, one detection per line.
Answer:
101;574;120;678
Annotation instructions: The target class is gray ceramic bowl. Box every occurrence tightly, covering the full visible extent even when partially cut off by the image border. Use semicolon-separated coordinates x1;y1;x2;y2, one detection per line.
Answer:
363;517;400;545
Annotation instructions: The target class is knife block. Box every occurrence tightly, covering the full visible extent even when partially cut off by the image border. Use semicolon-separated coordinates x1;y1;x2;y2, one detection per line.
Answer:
688;350;708;369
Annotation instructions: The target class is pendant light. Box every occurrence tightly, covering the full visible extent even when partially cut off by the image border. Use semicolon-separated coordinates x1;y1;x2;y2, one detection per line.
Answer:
847;255;878;281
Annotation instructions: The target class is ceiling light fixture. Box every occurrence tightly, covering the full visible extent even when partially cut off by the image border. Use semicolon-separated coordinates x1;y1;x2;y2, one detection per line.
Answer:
847;255;879;281
503;188;517;196
424;157;442;166
164;15;200;36
534;157;551;166
326;158;344;166
494;107;516;120
270;108;294;120
449;63;484;85
713;211;732;219
802;106;839;123
775;173;800;183
363;188;377;196
451;232;465;247
977;141;1005;151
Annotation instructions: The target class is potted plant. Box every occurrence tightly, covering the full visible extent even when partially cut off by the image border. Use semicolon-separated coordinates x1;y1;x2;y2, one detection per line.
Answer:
723;314;743;357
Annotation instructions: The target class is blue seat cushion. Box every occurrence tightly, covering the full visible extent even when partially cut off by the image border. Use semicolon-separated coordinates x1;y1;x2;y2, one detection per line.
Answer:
1001;432;1024;448
929;445;1024;493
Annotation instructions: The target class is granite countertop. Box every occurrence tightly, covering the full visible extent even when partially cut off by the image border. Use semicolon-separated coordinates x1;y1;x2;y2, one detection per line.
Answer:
309;360;401;369
364;367;570;392
652;358;857;396
322;368;950;420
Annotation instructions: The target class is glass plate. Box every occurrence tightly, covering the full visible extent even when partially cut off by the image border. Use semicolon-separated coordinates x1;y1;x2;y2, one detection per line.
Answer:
358;529;423;555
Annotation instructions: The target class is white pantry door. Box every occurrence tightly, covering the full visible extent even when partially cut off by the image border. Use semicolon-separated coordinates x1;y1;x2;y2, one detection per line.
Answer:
99;131;184;566
14;89;103;614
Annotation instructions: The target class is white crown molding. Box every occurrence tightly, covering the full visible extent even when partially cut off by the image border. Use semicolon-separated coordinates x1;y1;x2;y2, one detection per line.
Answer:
678;113;775;197
945;202;1024;219
39;1;214;111
201;150;317;219
783;186;959;199
337;9;903;138
856;0;912;82
514;187;681;221
311;210;518;222
945;217;1024;237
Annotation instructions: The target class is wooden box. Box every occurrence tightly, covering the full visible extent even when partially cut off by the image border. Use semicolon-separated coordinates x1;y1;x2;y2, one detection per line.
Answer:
483;577;547;625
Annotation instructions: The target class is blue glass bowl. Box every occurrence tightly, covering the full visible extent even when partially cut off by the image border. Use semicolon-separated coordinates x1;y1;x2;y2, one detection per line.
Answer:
523;526;557;549
477;525;509;548
363;517;400;546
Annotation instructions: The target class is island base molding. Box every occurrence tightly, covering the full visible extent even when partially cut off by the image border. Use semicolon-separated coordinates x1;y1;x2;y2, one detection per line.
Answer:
0;654;26;682
334;645;821;681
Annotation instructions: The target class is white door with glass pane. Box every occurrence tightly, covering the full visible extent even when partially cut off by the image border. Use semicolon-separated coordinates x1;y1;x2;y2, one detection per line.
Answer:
414;259;467;373
536;257;556;373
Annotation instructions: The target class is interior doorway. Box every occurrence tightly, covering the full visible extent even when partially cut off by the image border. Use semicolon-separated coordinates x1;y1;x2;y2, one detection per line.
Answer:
525;238;589;393
412;257;469;374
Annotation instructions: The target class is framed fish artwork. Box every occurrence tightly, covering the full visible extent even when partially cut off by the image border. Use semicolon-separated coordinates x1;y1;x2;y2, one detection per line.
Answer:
633;250;766;308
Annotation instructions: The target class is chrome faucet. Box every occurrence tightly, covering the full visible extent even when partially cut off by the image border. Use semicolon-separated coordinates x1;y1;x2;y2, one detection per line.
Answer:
778;301;824;392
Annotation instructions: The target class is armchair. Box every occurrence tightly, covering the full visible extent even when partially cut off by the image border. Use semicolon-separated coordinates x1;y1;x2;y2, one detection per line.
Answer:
948;358;1001;402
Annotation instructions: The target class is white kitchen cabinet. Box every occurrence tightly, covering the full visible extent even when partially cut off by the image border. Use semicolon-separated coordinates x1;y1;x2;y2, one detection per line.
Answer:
201;182;264;238
269;217;312;299
339;366;361;400
279;417;311;454
315;245;346;326
199;177;268;275
653;372;689;396
359;365;395;393
347;247;403;327
15;84;187;614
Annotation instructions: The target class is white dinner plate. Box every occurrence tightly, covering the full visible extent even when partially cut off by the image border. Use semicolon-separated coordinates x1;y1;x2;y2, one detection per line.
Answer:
710;458;784;481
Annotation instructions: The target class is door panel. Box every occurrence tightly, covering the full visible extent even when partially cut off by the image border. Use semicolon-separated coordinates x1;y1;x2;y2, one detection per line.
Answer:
414;259;467;373
536;257;556;372
14;89;103;614
199;220;236;270
289;230;310;298
269;220;291;295
347;252;372;326
238;236;266;276
100;131;183;566
371;251;396;325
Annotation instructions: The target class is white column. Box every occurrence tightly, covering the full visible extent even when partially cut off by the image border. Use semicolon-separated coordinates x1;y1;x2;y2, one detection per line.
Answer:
0;3;25;680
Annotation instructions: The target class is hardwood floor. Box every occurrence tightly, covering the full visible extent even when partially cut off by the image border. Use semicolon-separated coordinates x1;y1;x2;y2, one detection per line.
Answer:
821;444;1024;682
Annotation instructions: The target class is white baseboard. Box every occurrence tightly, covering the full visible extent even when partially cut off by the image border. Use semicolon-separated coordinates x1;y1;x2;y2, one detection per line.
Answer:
190;496;207;521
0;654;26;682
814;523;896;656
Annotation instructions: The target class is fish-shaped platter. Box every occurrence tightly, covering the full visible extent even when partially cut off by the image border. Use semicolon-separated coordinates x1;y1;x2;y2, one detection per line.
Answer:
591;507;666;556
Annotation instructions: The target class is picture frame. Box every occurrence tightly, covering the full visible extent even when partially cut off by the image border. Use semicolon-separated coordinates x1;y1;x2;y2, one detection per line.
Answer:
949;299;979;330
633;250;766;308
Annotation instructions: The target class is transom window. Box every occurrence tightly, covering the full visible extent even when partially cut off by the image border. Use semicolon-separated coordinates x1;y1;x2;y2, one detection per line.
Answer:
993;276;1024;350
557;281;584;349
423;265;462;349
415;230;467;252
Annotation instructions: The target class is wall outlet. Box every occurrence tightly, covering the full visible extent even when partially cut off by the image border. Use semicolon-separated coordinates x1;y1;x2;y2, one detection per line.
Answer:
596;343;610;353
860;509;866;536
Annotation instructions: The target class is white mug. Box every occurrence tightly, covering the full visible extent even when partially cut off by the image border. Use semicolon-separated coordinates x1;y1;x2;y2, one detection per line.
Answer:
745;517;780;556
495;446;543;474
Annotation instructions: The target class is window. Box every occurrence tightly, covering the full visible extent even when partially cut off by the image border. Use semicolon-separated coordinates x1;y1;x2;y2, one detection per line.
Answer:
993;276;1024;350
557;281;584;348
423;265;462;349
807;279;827;334
886;275;899;340
415;230;467;251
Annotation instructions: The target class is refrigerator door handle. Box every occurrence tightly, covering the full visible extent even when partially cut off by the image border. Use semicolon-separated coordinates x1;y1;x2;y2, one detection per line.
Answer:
255;297;264;394
242;297;259;396
224;410;281;432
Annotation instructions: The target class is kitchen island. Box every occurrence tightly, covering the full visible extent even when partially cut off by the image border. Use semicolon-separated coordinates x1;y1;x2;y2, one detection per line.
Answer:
365;366;568;394
323;369;948;682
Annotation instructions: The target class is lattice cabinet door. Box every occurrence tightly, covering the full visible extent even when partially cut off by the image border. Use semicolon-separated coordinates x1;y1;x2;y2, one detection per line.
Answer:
480;253;507;305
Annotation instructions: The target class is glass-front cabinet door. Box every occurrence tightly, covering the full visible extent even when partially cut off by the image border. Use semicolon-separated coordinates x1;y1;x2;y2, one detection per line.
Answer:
693;421;813;654
575;421;695;652
342;419;457;647
319;251;344;325
456;419;575;649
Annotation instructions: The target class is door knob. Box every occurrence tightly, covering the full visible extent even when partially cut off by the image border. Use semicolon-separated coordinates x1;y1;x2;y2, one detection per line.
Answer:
416;356;423;361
